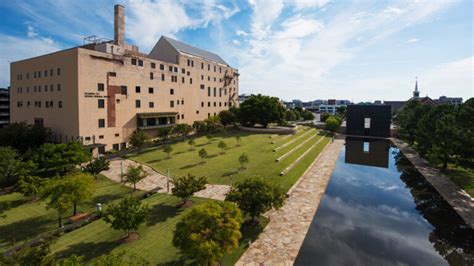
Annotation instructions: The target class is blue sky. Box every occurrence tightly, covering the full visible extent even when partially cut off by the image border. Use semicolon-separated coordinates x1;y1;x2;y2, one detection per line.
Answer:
0;0;472;102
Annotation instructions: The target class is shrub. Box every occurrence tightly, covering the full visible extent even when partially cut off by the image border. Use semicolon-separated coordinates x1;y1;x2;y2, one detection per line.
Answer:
320;112;330;122
325;116;341;133
104;196;150;238
171;174;207;205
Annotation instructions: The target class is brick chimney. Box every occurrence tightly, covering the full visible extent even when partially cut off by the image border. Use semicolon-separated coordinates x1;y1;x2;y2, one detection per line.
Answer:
114;4;124;46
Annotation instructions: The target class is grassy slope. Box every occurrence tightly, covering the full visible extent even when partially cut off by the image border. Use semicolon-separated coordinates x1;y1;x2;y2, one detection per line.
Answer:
131;129;331;192
0;175;132;252
51;193;267;265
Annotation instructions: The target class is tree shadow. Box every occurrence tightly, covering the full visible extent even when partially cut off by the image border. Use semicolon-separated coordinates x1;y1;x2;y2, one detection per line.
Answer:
91;193;126;205
147;203;182;226
147;158;164;164
195;143;210;147
221;170;239;177
0;215;53;249
179;162;202;170
207;154;218;159
53;240;119;261
173;150;188;155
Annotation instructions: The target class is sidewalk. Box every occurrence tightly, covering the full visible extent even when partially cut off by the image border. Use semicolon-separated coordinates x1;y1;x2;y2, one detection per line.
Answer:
236;138;344;265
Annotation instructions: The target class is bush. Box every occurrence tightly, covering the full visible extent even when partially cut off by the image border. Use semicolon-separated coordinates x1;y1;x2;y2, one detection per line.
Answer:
320;112;330;122
219;110;238;126
238;94;285;127
301;110;315;120
104;196;150;238
171;174;207;205
325;116;341;133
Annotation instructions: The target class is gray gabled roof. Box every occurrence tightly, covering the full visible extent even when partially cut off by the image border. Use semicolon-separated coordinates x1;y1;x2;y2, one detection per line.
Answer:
161;36;228;65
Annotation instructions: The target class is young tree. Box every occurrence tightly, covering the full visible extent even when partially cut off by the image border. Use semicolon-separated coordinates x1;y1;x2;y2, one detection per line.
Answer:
0;146;34;186
129;131;149;153
238;153;249;170
187;139;196;151
432;113;458;171
335;106;347;118
173;201;243;265
301;110;315;121
163;145;173;158
218;141;227;153
42;178;75;228
104;196;150;239
66;173;95;215
157;126;173;141
198;148;208;162
235;135;242;146
206;134;213;143
325;116;341;133
83;157;110;180
320;112;330;122
123;165;148;191
285;109;297;121
171;174;207;206
0;238;53;265
17;175;44;200
225;177;285;224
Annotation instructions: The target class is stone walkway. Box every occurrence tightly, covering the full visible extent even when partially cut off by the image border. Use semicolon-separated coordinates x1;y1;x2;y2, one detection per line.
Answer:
391;138;474;229
101;158;231;201
237;138;344;265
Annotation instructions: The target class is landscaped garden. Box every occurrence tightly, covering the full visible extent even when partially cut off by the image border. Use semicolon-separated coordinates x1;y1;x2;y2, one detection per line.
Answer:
130;127;330;192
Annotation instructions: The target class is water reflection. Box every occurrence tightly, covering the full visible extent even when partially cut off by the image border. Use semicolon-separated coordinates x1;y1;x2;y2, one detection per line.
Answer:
295;137;474;266
345;137;390;168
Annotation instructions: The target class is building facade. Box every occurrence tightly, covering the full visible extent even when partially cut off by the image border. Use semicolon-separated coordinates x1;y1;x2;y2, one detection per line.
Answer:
0;88;9;128
10;5;238;153
346;105;391;138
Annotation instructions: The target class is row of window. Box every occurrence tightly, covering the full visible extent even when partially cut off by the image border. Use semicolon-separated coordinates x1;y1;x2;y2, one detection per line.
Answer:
17;100;63;108
201;101;229;108
201;86;230;97
16;68;62;81
16;84;62;93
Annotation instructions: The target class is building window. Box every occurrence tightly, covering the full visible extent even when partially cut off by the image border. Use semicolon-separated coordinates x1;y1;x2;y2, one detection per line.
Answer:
201;75;204;80
214;102;216;107
121;86;127;95
98;83;104;91
57;68;61;75
98;119;105;128
200;84;205;90
190;78;192;84
150;72;154;80
219;88;222;97
219;102;222;107
138;60;143;67
99;135;104;139
149;102;154;108
213;87;216;97
170;101;174;107
149;87;154;94
59;101;63;108
174;67;178;72
131;58;137;65
98;99;105;108
181;99;184;105
182;77;185;83
136;86;141;93
182;68;185;74
170;89;174;95
160;64;164;70
364;118;371;129
45;70;48;77
208;64;210;71
161;74;165;81
169;66;173;72
136;100;141;108
38;71;41;78
196;110;199;114
45;85;48;92
201;62;204;69
219;67;222;73
214;65;216;72
208;87;211;96
208;102;211;107
201;102;204;107
115;133;120;137
109;72;116;77
181;114;184;119
151;62;156;69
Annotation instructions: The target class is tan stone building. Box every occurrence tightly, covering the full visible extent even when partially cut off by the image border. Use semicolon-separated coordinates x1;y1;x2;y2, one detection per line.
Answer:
10;5;239;154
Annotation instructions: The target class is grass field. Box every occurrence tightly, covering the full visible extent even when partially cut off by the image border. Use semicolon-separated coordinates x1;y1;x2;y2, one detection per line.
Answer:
50;193;268;265
0;175;133;253
445;166;474;197
131;128;331;192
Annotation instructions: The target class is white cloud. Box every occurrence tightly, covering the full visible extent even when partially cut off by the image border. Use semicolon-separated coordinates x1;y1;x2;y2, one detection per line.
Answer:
236;30;249;36
26;25;38;38
407;38;419;43
232;39;241;45
291;0;330;10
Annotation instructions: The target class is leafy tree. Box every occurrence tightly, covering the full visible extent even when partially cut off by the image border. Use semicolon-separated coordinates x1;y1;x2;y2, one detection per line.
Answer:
226;177;285;224
325;116;341;133
34;142;91;175
193;118;224;134
301;110;315;120
42;178;75;228
235;135;241;146
394;100;422;144
57;251;149;266
188;139;196;150
104;196;150;238
157;126;174;141
238;94;285;127
163;145;173;158
173;201;243;265
218;141;227;153
171;174;207;206
198;148;208;162
0;146;34;186
173;124;193;138
83;157;110;180
0;238;53;265
238;153;249;170
206;134;213;143
431;112;458;171
123;165;148;191
129;131;149;153
285;109;297;121
335;106;347;118
0;122;52;154
17;175;44;200
219;110;237;126
66;173;95;215
320;112;330;122
455;98;474;168
414;104;439;156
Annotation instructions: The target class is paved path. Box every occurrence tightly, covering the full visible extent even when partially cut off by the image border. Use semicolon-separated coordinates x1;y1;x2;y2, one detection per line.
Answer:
101;158;231;201
391;138;474;229
237;138;344;265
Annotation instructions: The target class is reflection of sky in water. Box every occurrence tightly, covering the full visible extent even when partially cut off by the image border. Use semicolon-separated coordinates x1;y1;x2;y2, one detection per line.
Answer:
295;141;473;266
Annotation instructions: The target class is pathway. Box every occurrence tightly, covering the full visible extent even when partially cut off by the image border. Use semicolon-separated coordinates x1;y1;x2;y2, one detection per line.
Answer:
391;138;474;229
237;137;344;265
101;158;231;201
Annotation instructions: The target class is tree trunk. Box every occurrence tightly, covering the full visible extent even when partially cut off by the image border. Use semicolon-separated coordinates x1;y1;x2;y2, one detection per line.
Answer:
73;201;77;215
58;209;63;228
133;183;136;191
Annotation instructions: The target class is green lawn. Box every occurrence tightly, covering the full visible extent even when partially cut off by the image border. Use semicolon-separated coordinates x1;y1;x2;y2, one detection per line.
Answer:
445;166;474;197
0;175;133;253
50;193;267;265
131;128;331;192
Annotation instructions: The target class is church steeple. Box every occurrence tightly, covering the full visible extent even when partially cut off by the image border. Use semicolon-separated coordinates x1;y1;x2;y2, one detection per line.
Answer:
413;77;420;99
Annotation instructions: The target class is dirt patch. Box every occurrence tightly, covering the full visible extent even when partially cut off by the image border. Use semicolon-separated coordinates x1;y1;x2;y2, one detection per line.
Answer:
118;232;140;243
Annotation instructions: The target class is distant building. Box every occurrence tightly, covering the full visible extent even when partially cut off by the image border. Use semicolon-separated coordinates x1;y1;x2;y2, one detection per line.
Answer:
238;94;251;104
346;105;391;138
0;88;9;128
383;101;406;114
319;99;351;115
435;96;463;105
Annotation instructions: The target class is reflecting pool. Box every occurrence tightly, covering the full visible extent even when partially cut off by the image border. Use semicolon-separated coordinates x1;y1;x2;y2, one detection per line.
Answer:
295;137;474;266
